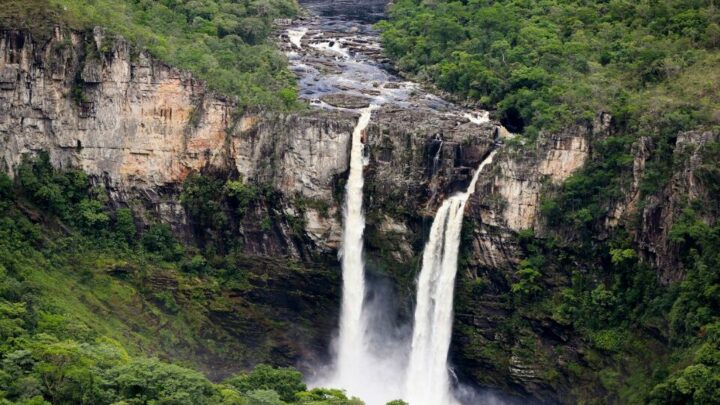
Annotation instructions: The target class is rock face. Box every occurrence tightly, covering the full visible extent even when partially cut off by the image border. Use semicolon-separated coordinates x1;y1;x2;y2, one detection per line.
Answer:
634;130;720;283
0;25;495;252
0;28;231;187
0;25;500;377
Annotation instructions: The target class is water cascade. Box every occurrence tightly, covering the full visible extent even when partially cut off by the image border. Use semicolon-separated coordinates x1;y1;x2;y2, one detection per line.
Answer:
285;4;505;403
288;27;308;49
405;150;498;405
325;106;395;401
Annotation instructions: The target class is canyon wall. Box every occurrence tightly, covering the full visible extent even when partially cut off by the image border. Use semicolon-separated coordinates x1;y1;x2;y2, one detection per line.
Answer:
2;27;716;402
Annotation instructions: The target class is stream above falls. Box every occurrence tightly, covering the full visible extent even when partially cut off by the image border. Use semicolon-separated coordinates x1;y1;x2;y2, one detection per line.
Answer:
281;0;490;124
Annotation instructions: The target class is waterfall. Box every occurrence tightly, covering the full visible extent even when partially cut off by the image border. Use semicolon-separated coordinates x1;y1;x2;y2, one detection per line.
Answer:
327;106;384;398
405;150;498;405
432;137;444;175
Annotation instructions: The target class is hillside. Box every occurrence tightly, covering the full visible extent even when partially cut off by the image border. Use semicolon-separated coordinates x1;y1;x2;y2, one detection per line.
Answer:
378;0;720;403
3;0;301;110
0;154;367;404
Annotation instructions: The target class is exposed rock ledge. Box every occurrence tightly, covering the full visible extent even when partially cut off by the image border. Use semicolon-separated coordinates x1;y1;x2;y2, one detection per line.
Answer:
0;27;498;253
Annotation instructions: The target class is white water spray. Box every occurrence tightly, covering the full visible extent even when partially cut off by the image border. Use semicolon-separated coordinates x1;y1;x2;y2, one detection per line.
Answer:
464;111;491;125
288;27;307;49
310;39;353;59
335;106;374;378
404;150;498;405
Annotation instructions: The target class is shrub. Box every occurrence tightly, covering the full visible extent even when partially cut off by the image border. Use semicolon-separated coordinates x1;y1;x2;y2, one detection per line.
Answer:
142;224;184;261
225;364;306;403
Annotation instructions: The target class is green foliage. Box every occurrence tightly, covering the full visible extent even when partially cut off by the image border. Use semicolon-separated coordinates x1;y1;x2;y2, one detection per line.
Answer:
180;174;266;250
142;224;185;261
510;260;542;301
181;254;209;275
99;358;220;404
294;388;363;405
379;0;720;136
114;208;137;243
225;179;259;216
246;389;284;405
649;323;720;404
225;364;306;403
0;1;69;40
0;173;12;201
13;0;303;111
589;329;628;353
510;231;546;302
0;158;357;405
182;174;229;230
668;209;720;341
17;152;91;221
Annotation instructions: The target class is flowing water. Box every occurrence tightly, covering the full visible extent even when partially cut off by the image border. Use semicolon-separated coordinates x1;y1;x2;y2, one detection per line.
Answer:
332;106;389;400
405;151;497;405
281;1;485;115
285;2;507;404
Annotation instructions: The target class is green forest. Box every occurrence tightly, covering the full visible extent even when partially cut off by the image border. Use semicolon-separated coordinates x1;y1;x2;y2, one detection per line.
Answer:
378;0;719;136
378;0;720;227
378;1;720;402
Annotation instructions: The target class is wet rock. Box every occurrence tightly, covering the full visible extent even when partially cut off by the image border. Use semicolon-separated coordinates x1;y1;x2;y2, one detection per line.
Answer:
319;93;371;109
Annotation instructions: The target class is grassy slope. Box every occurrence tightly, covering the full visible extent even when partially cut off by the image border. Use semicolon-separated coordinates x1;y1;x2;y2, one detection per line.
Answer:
3;204;336;380
0;154;342;405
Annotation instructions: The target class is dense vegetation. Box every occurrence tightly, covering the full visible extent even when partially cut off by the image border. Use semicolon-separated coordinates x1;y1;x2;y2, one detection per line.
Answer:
381;1;720;402
0;155;364;404
380;0;719;237
3;0;301;110
379;0;719;135
2;0;719;403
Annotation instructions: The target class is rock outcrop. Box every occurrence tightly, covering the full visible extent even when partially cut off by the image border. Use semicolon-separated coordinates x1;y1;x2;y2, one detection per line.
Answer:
0;27;496;253
634;130;720;283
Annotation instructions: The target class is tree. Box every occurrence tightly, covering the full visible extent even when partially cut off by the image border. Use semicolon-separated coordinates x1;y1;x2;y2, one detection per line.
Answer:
114;208;136;243
99;358;221;405
141;224;184;261
225;364;306;403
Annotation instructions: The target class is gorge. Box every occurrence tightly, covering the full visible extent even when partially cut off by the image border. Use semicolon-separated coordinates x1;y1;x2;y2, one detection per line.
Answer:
281;3;516;403
0;0;719;404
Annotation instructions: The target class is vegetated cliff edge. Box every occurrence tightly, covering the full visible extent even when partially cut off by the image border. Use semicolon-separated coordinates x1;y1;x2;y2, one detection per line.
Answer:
2;26;717;403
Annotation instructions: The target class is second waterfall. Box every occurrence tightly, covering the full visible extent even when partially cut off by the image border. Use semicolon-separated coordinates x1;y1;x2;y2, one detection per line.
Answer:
405;150;498;405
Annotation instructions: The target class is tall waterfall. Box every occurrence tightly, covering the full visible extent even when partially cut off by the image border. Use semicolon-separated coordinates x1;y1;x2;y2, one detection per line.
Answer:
405;150;498;405
330;106;382;398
